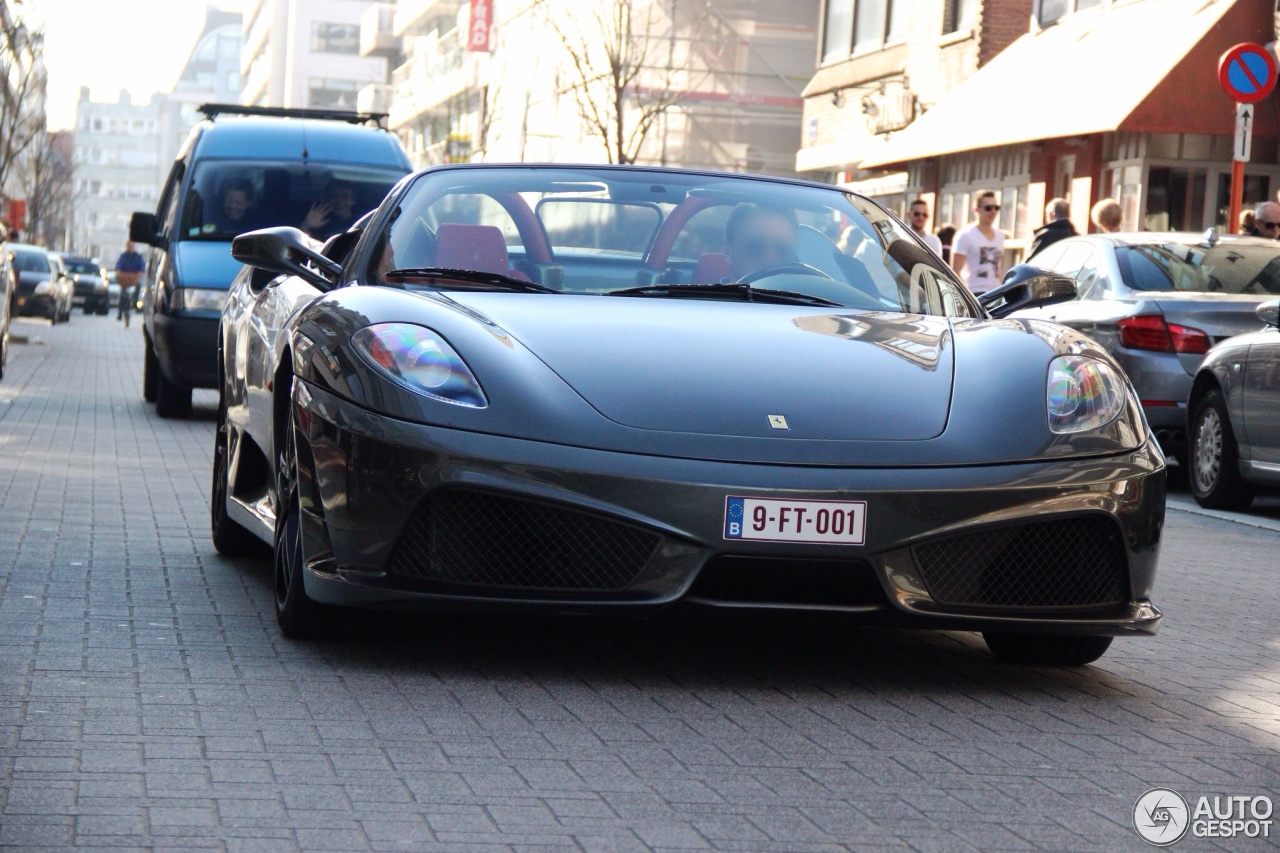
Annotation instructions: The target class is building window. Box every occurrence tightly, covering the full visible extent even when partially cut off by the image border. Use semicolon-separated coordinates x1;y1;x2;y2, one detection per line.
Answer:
822;0;909;60
312;22;359;54
946;0;978;33
1038;0;1105;26
308;78;360;108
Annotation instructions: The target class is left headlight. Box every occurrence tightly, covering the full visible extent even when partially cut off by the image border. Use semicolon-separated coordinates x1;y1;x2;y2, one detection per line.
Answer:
176;287;227;312
1046;355;1127;434
351;322;487;409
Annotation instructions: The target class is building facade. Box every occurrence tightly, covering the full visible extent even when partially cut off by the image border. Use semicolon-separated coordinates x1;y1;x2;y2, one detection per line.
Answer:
797;0;1030;218
853;0;1280;256
362;0;821;175
242;0;389;109
70;88;163;260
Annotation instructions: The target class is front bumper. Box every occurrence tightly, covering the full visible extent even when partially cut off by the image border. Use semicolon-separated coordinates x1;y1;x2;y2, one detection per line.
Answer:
150;312;218;388
15;293;55;317
293;381;1165;636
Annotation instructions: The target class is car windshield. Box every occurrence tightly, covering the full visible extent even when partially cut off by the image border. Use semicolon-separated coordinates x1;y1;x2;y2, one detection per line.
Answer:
369;166;976;317
180;161;406;242
12;250;49;273
63;259;98;275
1115;242;1280;294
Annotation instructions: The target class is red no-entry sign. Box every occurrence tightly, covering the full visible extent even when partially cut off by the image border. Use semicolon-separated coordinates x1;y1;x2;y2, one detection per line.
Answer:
1219;43;1277;103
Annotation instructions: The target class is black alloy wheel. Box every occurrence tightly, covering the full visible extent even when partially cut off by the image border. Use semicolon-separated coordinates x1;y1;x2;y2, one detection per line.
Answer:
211;386;262;556
272;395;331;638
142;337;159;402
1189;389;1254;511
982;631;1113;666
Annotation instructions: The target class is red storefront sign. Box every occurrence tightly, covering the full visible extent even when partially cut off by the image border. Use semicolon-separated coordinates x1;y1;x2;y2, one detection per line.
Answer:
467;0;492;52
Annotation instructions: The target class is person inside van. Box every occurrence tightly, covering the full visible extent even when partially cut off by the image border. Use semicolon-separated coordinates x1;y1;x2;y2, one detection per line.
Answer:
302;180;359;240
209;177;258;235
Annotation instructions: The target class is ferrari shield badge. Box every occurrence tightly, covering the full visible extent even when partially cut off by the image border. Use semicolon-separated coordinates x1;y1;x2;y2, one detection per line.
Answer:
768;415;789;430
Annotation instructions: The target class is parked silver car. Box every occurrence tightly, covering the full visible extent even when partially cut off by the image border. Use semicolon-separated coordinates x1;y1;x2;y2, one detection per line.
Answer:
1015;231;1280;464
1186;299;1280;509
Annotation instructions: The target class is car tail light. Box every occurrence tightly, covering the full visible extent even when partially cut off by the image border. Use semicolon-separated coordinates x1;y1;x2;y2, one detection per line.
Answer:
1116;314;1209;354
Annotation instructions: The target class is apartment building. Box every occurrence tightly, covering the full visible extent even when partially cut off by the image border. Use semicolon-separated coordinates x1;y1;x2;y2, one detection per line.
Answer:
241;0;389;109
361;0;821;175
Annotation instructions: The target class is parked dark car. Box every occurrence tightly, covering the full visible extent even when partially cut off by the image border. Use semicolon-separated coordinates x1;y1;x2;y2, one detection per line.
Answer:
57;254;110;314
130;103;411;418
11;244;72;323
1011;231;1280;465
1186;298;1280;509
213;163;1165;666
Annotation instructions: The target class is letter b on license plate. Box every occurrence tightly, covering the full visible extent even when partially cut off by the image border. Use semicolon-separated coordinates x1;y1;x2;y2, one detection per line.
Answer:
724;496;867;545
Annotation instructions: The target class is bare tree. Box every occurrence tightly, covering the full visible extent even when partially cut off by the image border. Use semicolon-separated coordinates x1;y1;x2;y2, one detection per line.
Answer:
0;0;46;198
20;130;73;249
546;0;709;165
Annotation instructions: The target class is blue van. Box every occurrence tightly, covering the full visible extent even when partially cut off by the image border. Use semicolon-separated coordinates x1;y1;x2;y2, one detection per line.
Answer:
130;103;412;417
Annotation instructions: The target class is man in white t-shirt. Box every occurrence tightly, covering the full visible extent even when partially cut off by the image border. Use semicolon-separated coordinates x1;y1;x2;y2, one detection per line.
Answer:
951;190;1005;294
906;198;944;256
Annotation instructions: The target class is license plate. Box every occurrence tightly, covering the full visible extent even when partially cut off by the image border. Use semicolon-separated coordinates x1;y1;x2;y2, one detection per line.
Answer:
723;496;867;545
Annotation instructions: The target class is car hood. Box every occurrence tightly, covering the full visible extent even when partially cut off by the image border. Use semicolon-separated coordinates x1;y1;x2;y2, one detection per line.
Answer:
447;295;954;441
16;271;50;289
173;241;242;289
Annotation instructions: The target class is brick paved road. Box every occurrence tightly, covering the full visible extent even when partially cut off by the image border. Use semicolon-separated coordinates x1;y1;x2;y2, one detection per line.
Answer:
0;314;1277;851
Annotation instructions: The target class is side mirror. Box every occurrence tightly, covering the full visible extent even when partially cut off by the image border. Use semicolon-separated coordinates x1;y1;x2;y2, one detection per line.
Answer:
130;211;161;246
978;264;1077;319
1257;299;1280;328
231;226;343;292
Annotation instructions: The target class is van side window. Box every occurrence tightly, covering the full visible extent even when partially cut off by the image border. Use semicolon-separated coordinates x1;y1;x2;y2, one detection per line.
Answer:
156;162;186;236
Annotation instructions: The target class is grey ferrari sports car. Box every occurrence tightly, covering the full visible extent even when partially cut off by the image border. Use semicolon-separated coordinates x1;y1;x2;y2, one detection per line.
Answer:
215;164;1165;665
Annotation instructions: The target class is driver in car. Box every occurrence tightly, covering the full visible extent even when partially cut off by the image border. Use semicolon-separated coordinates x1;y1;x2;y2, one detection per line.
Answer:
724;203;798;281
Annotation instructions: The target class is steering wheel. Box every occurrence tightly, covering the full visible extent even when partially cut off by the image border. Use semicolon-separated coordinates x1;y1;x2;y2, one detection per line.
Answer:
738;262;835;284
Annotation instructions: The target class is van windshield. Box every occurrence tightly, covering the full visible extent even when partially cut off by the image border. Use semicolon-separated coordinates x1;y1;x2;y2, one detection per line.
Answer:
179;161;404;242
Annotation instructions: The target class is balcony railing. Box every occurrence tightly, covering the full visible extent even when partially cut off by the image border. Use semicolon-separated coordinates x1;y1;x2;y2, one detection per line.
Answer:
360;3;399;58
393;0;464;39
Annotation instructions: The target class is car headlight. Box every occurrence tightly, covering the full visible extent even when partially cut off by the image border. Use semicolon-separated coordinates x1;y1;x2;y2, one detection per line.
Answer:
176;287;227;312
351;323;487;409
1046;355;1126;434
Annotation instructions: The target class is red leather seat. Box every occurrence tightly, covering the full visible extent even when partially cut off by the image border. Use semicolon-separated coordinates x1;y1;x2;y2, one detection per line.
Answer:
692;252;732;283
436;223;511;276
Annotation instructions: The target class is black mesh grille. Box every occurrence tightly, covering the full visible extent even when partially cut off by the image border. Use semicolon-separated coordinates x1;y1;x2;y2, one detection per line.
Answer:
912;516;1127;609
389;490;662;591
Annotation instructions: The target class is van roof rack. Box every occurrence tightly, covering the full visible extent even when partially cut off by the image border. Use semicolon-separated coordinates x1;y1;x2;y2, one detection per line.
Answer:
197;103;388;127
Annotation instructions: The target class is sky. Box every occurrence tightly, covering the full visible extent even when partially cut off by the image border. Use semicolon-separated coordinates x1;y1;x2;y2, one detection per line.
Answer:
32;0;246;131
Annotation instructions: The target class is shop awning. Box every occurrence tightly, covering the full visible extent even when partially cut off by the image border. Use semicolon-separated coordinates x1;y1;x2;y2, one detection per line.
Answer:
796;135;896;173
860;0;1257;169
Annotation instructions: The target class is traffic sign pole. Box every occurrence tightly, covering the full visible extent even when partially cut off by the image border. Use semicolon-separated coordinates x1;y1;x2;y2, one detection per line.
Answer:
1219;44;1277;231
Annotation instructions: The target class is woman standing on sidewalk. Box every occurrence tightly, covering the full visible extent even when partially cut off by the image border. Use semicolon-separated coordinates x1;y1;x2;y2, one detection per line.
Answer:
114;241;146;328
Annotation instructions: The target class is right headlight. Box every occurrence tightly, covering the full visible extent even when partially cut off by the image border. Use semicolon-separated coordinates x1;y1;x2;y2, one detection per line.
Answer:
351;323;487;409
1046;355;1127;434
176;287;227;312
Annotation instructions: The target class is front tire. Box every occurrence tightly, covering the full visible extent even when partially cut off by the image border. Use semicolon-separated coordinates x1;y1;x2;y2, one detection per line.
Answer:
211;389;262;556
154;369;192;418
273;399;332;638
1189;388;1254;511
982;631;1113;666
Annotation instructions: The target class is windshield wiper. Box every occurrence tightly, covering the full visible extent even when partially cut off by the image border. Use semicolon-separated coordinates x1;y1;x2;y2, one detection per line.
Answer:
606;282;843;308
384;267;559;294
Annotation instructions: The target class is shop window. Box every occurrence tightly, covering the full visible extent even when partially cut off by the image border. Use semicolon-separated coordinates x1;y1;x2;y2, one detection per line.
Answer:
1038;0;1105;26
1146;167;1206;232
1214;173;1271;230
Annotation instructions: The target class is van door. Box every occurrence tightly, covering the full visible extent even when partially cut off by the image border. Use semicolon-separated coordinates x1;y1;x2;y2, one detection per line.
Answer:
144;159;187;318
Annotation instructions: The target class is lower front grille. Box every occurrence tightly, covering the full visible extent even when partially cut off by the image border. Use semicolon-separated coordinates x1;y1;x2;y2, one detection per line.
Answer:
912;516;1127;609
687;556;886;608
388;489;662;592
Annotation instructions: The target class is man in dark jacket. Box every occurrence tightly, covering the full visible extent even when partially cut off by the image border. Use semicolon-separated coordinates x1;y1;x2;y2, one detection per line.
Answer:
1027;198;1077;259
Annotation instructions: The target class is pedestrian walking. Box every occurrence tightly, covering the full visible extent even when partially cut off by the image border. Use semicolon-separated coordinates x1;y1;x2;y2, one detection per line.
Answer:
936;225;956;265
1239;209;1256;235
1027;198;1077;259
951;190;1004;294
905;198;944;255
1090;198;1123;233
114;240;146;327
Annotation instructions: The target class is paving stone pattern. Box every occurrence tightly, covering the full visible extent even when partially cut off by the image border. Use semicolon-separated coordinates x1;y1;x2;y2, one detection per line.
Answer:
0;315;1277;851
